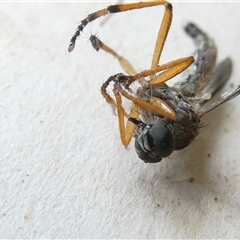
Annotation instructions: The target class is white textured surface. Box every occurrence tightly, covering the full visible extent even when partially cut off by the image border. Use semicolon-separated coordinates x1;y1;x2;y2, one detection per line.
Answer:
1;1;240;238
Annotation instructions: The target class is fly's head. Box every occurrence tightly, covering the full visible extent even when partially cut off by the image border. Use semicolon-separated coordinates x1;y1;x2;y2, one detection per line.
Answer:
129;118;175;163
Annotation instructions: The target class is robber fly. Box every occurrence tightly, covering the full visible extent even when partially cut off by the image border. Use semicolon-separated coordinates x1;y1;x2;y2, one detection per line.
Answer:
68;1;240;163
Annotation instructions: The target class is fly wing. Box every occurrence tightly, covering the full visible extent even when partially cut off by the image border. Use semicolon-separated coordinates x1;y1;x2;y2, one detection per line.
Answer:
195;57;240;118
194;57;232;108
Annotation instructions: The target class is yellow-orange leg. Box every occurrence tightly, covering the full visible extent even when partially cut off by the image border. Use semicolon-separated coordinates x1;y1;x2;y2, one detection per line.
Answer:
149;56;194;86
118;86;176;120
117;56;194;120
124;56;194;87
68;0;172;63
108;79;175;146
100;55;192;108
114;90;139;146
101;56;193;122
150;1;172;68
89;34;137;76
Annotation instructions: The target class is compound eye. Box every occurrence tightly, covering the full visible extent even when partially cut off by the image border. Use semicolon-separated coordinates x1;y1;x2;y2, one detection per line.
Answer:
134;140;162;163
147;124;175;158
134;123;175;163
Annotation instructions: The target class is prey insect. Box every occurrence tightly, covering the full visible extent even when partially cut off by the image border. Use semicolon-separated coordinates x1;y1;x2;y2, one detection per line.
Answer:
69;1;240;163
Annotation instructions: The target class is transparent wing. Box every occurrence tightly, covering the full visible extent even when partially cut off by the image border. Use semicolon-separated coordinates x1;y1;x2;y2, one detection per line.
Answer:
194;57;232;108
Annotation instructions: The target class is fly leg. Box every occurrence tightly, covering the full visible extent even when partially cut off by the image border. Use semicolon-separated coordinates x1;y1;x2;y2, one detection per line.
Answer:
113;87;139;146
101;57;194;126
89;34;137;76
68;0;172;61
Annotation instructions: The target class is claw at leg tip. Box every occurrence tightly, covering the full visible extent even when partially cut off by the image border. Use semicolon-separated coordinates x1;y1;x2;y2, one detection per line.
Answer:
68;43;75;52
